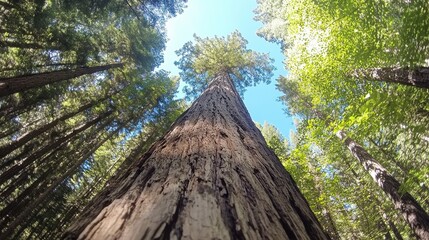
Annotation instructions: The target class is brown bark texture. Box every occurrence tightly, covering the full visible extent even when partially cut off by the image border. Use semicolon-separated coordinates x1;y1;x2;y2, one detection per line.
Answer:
0;63;123;97
336;130;429;240
63;73;329;240
352;67;429;89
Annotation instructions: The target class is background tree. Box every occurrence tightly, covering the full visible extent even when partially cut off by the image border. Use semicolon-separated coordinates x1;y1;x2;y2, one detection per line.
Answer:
255;0;429;238
0;0;188;238
175;31;274;99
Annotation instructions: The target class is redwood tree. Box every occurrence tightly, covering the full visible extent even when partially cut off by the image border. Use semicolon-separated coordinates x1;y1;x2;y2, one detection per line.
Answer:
63;32;329;239
0;63;123;97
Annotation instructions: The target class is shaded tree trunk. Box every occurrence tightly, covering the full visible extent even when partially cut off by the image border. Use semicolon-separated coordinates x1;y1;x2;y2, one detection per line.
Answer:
0;110;112;186
63;73;329;239
308;161;341;240
351;67;429;89
336;130;429;240
0;90;116;159
0;63;123;97
382;213;404;240
0;123;123;238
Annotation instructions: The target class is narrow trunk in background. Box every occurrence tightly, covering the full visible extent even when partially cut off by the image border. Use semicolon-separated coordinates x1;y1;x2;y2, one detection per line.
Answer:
308;161;340;240
0;110;113;186
0;90;116;159
0;125;124;239
63;73;329;240
352;67;429;89
0;63;123;97
336;130;429;240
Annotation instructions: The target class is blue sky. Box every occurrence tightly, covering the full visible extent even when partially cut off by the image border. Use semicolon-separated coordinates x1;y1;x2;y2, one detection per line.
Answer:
159;0;294;138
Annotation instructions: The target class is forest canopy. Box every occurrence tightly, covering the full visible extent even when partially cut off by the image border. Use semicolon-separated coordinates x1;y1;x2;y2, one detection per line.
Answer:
256;0;429;239
0;0;187;238
175;31;274;99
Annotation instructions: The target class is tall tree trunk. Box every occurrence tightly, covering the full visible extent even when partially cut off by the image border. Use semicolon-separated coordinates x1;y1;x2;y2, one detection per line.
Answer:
336;130;429;240
0;110;112;186
0;63;123;97
63;73;329;240
0;91;115;159
382;213;404;240
308;161;341;240
0;124;123;238
351;67;429;89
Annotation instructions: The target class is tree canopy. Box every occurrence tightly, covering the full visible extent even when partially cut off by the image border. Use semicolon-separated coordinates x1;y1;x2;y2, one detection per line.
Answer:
175;31;274;99
0;0;187;238
256;0;429;238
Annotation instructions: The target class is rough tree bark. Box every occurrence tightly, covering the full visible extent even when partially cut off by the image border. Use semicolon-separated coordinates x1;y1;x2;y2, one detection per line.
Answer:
0;63;123;97
63;72;329;240
351;67;429;89
336;130;429;240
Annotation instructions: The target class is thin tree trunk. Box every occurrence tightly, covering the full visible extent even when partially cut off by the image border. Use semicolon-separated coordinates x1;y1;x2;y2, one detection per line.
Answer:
351;67;429;89
0;63;123;97
0;110;112;186
336;130;429;240
0;124;123;238
63;73;329;240
0;116;116;232
382;213;404;240
370;138;429;209
0;92;115;159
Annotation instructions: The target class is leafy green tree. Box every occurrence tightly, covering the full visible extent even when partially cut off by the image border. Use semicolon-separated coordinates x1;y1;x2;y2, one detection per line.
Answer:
279;78;429;238
256;1;429;237
0;70;184;238
175;31;274;99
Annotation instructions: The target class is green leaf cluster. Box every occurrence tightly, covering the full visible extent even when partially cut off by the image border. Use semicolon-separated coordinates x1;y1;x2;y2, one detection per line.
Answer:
0;0;187;238
175;31;274;99
256;0;429;238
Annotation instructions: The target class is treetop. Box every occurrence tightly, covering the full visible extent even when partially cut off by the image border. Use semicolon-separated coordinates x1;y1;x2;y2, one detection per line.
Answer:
175;31;275;99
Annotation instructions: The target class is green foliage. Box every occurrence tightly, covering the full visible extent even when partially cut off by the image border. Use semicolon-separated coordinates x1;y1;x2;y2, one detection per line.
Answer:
175;31;274;99
256;0;429;238
0;0;188;238
0;0;186;77
256;122;289;157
